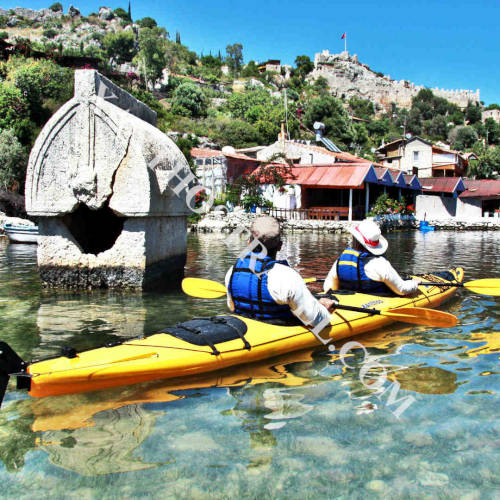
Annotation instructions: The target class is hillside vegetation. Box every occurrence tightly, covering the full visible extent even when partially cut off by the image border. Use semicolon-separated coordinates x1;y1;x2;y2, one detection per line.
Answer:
0;4;499;194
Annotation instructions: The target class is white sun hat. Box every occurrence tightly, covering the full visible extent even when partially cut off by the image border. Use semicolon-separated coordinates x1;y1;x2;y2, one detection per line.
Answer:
349;219;388;256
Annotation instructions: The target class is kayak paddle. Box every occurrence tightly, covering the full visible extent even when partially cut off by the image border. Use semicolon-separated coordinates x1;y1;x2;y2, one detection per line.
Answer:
418;279;500;296
181;278;457;328
304;277;500;296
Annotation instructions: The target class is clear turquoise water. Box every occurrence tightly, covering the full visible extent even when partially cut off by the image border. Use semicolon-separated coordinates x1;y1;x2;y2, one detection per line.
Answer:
0;231;499;499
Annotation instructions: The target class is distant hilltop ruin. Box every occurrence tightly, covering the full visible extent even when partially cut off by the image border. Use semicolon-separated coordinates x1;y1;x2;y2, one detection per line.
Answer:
311;50;480;111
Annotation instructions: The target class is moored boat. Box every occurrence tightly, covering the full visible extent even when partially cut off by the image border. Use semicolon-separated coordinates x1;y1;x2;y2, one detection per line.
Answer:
3;223;39;244
0;267;464;402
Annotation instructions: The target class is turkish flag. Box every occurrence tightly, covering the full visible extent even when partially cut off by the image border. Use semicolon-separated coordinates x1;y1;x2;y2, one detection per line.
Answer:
341;33;346;39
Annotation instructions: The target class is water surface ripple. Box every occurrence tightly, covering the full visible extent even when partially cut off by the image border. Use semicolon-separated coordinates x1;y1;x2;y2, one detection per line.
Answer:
0;231;499;499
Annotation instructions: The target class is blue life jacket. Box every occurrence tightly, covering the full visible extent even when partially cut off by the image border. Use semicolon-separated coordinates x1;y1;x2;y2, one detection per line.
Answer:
228;253;296;322
336;248;392;295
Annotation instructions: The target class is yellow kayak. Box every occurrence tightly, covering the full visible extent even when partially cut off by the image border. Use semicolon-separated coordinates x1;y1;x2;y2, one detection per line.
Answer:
2;268;463;400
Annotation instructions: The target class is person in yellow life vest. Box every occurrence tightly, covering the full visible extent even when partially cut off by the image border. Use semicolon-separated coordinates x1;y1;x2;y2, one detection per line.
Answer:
323;219;421;296
225;216;336;326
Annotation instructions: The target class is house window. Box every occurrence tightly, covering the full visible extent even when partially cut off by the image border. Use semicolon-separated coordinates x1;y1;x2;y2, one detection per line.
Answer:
413;151;419;162
412;167;418;176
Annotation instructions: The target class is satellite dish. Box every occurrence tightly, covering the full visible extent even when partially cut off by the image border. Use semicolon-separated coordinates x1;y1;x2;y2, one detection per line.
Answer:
222;146;236;154
313;122;325;130
370;147;376;153
405;133;412;139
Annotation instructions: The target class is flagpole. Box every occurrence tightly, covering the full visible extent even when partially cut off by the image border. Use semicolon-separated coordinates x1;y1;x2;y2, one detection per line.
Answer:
345;33;347;53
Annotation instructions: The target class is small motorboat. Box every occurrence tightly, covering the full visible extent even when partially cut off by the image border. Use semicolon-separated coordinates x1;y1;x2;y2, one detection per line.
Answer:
3;222;39;244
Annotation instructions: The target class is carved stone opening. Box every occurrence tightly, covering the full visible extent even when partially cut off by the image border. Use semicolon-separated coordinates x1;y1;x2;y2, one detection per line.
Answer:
63;204;125;255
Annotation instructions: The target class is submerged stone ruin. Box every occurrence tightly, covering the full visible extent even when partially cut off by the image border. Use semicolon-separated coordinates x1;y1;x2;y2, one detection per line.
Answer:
25;70;191;289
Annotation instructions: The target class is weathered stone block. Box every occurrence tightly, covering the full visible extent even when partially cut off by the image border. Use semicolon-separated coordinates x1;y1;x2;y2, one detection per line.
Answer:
25;70;191;289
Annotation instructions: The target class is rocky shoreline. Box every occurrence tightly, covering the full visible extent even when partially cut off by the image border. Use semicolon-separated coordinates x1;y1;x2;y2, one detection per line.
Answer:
190;209;500;234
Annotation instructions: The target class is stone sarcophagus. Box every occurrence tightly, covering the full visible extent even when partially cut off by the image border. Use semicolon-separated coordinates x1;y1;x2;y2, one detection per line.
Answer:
25;70;191;289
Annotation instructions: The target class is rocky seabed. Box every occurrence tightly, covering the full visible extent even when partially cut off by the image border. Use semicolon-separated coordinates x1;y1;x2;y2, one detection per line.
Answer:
191;210;500;234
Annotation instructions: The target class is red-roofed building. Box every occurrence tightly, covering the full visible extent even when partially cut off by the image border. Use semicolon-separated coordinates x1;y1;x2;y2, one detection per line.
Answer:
376;137;474;178
431;144;470;177
460;179;500;217
415;177;492;219
253;162;420;221
191;148;260;196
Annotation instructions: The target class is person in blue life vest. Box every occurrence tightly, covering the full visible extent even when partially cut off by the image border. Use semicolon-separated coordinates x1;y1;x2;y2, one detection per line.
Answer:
225;216;336;327
323;219;421;295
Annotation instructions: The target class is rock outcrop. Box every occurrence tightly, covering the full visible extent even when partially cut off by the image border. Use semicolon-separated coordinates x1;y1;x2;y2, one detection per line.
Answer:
311;50;480;111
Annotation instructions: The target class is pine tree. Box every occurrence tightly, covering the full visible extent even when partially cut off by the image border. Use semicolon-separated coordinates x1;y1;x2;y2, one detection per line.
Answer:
128;1;132;21
175;31;181;44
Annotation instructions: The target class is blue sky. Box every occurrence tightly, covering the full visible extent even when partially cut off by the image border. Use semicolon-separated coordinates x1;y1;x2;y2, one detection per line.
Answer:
4;0;500;104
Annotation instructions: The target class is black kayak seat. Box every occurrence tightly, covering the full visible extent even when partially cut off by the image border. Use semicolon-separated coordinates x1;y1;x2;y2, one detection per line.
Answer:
160;316;249;355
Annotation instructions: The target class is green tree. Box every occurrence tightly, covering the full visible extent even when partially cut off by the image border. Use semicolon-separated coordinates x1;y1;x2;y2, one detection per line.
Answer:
304;95;355;149
171;82;208;117
312;76;329;94
427;115;448;140
134;27;168;88
211;118;262;148
450;110;465;125
485;103;500;110
175;31;181;44
294;55;314;78
0;31;8;40
225;43;243;74
113;7;131;23
465;103;482;124
484;118;500;145
241;60;259;77
348;96;375;120
0;129;27;191
102;30;136;64
468;145;500;179
449;126;478;150
366;118;391;142
49;2;63;12
137;17;157;28
6;57;73;127
224;88;274;120
42;28;57;39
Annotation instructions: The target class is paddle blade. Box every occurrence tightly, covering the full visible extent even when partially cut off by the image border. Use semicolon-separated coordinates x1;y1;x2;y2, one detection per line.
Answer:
464;279;500;296
181;278;227;299
382;307;457;328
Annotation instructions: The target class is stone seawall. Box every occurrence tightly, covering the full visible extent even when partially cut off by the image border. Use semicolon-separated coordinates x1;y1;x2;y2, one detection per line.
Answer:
191;210;500;234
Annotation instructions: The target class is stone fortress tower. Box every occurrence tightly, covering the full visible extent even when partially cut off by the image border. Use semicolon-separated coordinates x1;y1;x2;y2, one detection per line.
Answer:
25;70;191;289
311;50;480;111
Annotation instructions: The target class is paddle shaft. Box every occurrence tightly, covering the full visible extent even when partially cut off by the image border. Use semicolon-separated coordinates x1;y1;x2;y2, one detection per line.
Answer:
313;295;382;316
309;279;461;287
419;282;463;287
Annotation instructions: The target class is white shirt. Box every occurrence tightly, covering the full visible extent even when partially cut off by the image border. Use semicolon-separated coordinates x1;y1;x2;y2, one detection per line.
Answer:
225;263;330;328
323;254;420;296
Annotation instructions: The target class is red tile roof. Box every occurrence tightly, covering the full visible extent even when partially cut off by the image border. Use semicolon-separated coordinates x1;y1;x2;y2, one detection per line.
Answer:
191;148;223;158
254;164;377;188
224;152;260;162
432;145;461;155
191;148;259;162
460;179;500;198
419;177;465;194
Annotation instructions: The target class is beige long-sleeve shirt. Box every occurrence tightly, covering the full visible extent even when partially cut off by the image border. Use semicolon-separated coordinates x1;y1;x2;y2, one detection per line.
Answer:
225;264;330;328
